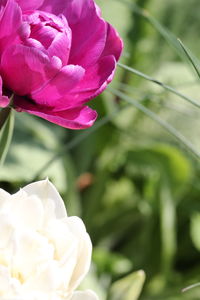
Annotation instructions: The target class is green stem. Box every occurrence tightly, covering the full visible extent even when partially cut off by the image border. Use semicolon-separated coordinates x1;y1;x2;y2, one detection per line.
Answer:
0;107;11;131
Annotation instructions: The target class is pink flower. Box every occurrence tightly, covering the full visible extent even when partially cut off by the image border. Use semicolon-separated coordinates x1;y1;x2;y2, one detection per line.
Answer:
0;0;123;129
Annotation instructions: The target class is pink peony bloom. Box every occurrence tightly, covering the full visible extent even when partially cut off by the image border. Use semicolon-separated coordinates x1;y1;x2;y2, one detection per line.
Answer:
0;0;123;129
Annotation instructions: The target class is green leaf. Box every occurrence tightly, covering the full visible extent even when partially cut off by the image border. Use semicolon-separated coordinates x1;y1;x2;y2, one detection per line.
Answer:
109;270;145;300
0;109;15;165
127;144;192;198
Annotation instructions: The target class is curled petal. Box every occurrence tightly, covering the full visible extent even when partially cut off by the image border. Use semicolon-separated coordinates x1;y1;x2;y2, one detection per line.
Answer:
68;13;106;67
1;44;62;96
32;65;85;107
68;2;106;67
95;3;101;17
101;23;123;61
67;217;92;292
65;55;116;106
40;0;107;67
32;55;116;111
73;55;116;92
48;31;71;65
21;179;67;219
14;97;97;129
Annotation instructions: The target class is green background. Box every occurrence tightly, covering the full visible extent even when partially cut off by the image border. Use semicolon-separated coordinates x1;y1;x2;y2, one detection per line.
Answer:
2;0;200;299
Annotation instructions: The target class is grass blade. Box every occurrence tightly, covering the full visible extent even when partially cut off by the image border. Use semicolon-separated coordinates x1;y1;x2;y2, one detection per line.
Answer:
177;39;200;78
182;282;200;293
118;62;200;109
108;87;200;160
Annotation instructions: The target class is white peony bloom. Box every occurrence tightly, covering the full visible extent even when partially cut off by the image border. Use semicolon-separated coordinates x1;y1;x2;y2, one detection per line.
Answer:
0;179;98;300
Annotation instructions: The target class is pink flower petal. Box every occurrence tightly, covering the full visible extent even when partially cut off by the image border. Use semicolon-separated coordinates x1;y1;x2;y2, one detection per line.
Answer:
38;0;67;15
0;0;22;53
73;55;116;92
33;55;116;111
0;76;9;108
0;96;9;108
101;23;123;61
68;16;106;68
64;55;116;106
15;0;44;11
31;65;85;107
67;2;106;67
39;0;96;24
1;44;62;96
48;31;71;65
40;0;107;67
22;11;72;65
14;97;97;129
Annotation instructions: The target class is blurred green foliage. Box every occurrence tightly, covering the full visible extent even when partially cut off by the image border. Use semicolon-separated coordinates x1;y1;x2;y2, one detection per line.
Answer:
2;0;200;299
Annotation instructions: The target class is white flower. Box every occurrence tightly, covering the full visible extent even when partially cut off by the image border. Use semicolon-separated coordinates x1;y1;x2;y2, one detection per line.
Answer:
0;179;98;300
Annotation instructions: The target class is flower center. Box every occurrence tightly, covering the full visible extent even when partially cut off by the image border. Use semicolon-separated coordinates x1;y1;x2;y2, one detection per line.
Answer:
20;11;70;52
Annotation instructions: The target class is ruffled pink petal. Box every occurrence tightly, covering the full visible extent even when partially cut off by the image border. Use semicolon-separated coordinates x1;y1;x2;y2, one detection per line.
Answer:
68;3;106;67
31;65;85;106
39;0;96;24
0;0;21;53
21;11;72;65
63;55;116;106
68;16;106;67
73;55;116;92
0;76;9;108
15;0;44;11
1;44;62;96
48;31;71;65
101;23;123;61
33;55;116;111
14;97;97;129
40;0;106;67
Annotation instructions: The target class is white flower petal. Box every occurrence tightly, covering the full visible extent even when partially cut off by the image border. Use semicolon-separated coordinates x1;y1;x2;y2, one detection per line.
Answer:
70;290;99;300
0;213;14;248
10;190;44;230
0;265;11;294
0;188;10;209
23;261;62;292
21;179;67;219
44;219;77;260
12;229;54;279
0;180;95;299
67;217;92;292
